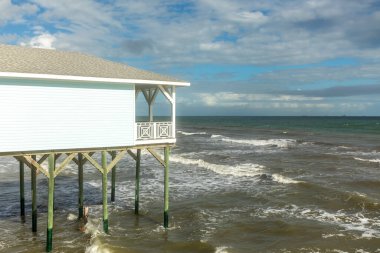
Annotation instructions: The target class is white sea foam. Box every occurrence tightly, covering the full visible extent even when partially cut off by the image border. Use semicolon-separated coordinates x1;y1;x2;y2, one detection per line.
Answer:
0;241;7;250
67;213;78;221
84;216;111;253
354;250;371;253
354;157;380;164
86;181;102;188
215;246;230;253
256;204;380;239
84;217;102;236
322;233;345;238
177;130;207;136
171;155;264;177
85;238;111;253
331;249;348;253
271;174;303;184
171;155;302;184
211;135;296;148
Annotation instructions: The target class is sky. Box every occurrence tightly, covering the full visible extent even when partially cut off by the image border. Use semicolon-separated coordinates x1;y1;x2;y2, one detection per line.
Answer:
1;0;380;116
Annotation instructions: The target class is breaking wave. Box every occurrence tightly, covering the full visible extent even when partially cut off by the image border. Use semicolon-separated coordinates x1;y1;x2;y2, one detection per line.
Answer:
171;155;264;177
84;211;111;253
211;135;296;148
171;155;302;184
354;157;380;164
255;204;380;239
271;174;303;184
177;131;208;136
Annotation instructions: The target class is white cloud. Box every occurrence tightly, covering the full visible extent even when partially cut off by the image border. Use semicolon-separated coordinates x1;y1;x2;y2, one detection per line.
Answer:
28;33;56;49
177;91;376;115
339;102;373;111
0;0;38;25
200;42;224;51
4;0;378;67
20;27;56;49
230;11;268;24
1;0;379;115
195;92;325;109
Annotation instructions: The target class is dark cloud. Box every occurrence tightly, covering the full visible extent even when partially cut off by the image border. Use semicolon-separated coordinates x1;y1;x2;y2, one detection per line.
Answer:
346;23;380;49
341;2;380;49
292;84;380;97
295;18;336;32
123;39;154;55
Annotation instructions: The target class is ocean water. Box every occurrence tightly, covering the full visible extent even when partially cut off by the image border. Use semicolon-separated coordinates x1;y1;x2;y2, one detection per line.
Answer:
0;116;380;252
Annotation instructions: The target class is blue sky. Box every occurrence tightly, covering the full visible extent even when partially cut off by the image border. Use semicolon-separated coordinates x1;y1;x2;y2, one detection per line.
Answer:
1;0;380;116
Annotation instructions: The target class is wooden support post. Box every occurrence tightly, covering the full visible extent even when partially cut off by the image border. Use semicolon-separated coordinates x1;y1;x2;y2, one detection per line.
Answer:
19;161;25;223
164;146;170;228
135;149;141;215
102;151;109;233
111;151;116;202
78;153;84;219
46;154;55;252
172;87;176;138
31;155;37;232
148;102;153;122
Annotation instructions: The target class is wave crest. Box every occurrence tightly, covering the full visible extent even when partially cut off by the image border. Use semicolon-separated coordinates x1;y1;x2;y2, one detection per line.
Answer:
177;131;207;136
211;135;296;148
354;157;380;164
271;174;303;184
255;204;380;238
171;155;301;184
171;155;264;177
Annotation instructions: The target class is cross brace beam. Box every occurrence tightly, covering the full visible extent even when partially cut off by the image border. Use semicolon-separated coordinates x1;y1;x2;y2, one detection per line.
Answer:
15;156;50;178
83;150;127;174
54;153;77;178
147;148;165;167
71;152;94;165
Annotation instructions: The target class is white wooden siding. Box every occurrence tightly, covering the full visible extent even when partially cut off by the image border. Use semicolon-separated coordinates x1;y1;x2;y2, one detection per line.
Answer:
0;78;135;153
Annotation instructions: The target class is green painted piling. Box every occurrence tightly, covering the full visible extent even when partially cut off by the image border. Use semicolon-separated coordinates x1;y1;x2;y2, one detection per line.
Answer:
102;151;109;233
111;151;116;202
19;161;25;222
46;154;55;252
135;149;141;215
78;153;84;219
164;147;170;228
31;155;37;232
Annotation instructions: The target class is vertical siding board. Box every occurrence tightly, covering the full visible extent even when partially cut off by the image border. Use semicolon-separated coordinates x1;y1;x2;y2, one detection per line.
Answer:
0;79;135;153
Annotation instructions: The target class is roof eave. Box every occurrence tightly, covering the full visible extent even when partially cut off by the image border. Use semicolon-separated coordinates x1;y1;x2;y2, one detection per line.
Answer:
0;72;191;87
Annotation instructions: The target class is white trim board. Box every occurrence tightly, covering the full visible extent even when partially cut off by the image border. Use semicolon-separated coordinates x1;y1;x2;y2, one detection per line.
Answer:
0;72;191;87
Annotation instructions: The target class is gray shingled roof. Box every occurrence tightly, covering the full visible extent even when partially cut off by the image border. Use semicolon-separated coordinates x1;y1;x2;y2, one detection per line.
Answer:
0;44;185;83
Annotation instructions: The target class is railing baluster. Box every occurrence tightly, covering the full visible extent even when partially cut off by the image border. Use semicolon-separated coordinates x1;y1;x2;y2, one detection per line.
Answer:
136;122;173;140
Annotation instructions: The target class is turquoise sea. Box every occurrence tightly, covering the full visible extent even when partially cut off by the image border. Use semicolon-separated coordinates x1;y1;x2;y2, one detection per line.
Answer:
0;116;380;252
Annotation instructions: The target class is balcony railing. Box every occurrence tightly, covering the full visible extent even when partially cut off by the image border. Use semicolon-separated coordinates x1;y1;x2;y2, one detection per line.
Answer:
136;122;173;140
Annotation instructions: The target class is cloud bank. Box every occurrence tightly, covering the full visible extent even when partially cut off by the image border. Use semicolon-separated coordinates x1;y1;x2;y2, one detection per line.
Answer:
1;0;380;115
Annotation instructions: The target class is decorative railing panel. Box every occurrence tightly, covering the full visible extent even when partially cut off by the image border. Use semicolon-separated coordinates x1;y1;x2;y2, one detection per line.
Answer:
136;122;173;140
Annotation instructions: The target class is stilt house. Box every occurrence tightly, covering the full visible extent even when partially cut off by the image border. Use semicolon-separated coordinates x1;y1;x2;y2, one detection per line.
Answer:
0;44;190;252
